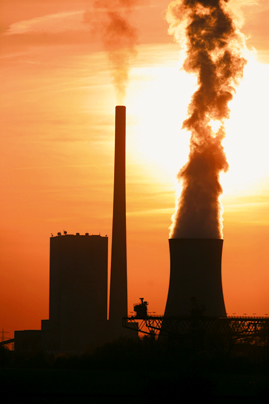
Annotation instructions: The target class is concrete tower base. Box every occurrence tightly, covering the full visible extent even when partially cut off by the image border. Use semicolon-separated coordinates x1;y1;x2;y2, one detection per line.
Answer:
164;238;226;317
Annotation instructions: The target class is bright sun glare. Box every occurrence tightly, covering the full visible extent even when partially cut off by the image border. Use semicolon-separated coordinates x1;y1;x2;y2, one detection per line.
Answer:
126;62;196;183
221;56;269;196
126;51;269;197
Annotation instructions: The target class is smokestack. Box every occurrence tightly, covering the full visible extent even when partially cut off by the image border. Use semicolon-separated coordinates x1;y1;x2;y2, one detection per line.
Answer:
164;238;226;317
109;106;127;324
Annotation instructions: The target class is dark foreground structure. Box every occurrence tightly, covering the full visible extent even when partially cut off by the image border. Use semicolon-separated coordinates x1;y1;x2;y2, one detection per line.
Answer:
14;106;136;352
165;238;226;317
109;106;128;334
124;313;269;345
2;333;269;403
15;233;109;352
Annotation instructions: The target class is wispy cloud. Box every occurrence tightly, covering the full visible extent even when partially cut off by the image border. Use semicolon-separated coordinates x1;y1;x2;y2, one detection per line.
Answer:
4;11;86;36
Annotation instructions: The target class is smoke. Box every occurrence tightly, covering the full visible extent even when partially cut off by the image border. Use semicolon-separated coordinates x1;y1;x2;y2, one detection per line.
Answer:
168;0;246;239
85;0;138;102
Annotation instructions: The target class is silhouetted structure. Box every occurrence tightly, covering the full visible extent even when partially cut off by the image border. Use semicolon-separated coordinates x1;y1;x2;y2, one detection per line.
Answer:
109;106;128;335
15;233;108;352
14;105;137;352
164;238;226;317
134;298;148;319
123;314;269;361
49;233;108;351
14;330;42;351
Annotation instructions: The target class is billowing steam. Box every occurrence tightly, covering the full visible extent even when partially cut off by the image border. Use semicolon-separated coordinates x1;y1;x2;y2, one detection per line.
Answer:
168;0;246;239
85;0;138;102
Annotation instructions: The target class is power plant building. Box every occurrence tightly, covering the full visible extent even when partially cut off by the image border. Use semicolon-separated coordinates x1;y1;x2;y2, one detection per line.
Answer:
13;105;228;352
49;233;108;351
15;233;109;352
15;105;136;352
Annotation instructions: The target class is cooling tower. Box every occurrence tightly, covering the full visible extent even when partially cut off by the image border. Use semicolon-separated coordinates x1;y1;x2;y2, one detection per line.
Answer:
109;106;128;324
164;238;226;317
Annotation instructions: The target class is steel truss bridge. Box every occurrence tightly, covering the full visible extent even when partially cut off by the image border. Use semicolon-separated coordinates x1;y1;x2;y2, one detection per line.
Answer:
123;315;269;351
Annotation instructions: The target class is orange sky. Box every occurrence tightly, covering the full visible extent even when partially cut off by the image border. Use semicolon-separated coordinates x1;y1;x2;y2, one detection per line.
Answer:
1;0;269;339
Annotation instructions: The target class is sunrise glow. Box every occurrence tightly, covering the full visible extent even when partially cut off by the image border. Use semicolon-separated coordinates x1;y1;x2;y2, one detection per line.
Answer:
1;1;269;342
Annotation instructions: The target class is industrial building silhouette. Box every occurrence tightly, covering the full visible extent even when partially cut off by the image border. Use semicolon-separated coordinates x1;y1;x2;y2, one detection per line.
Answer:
15;106;136;352
14;106;228;352
46;233;108;351
109;106;128;331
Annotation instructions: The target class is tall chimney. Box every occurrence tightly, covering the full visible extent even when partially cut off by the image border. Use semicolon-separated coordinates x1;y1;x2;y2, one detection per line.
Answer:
164;238;226;317
109;106;127;324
